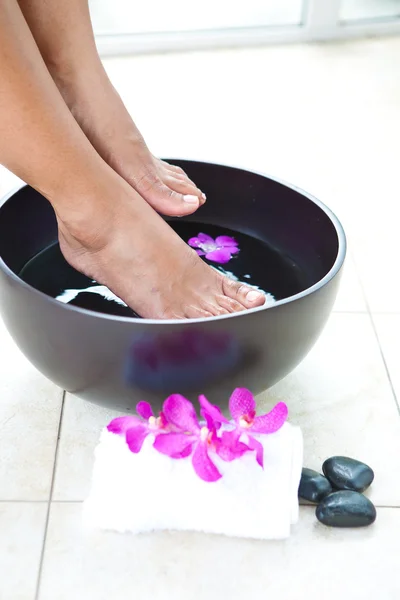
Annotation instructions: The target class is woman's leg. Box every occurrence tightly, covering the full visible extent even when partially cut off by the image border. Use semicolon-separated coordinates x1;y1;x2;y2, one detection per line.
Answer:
17;0;206;217
0;0;265;319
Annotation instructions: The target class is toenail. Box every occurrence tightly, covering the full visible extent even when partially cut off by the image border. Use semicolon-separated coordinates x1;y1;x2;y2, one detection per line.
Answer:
246;290;263;302
201;192;207;201
183;194;200;205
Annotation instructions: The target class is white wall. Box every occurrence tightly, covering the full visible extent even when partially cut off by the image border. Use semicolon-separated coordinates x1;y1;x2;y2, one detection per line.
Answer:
89;0;303;35
90;0;400;36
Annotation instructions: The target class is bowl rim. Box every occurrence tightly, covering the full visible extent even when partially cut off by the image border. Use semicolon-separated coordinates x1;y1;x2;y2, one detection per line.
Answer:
0;159;347;325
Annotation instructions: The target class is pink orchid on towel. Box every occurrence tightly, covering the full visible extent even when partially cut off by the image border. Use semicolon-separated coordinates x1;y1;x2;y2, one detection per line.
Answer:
200;388;288;468
153;394;222;482
107;401;167;453
198;394;249;462
188;233;239;264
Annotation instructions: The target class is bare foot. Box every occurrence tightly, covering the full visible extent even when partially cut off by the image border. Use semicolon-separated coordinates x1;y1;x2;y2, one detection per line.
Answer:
53;67;206;218
56;180;265;320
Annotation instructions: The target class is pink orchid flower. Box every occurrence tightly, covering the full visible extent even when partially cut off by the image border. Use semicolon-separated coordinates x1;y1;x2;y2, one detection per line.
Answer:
200;388;288;468
107;401;167;453
198;394;249;462
153;394;222;482
188;233;239;264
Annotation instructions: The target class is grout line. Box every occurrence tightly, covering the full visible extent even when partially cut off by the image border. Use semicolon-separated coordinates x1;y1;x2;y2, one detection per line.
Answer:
369;314;400;415
5;497;395;506
0;499;79;503
331;309;367;314
0;500;48;503
332;310;400;316
46;501;400;509
364;311;400;316
34;391;65;600
351;253;400;416
42;500;400;509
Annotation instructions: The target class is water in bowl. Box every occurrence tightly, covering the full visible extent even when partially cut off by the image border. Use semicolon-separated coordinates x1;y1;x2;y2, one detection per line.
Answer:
19;222;310;318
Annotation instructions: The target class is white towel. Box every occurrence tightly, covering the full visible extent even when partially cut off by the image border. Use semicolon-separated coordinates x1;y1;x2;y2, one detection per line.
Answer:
83;422;303;540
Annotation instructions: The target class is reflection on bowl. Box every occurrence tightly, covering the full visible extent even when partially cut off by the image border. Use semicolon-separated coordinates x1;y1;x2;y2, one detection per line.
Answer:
0;160;346;411
125;329;242;392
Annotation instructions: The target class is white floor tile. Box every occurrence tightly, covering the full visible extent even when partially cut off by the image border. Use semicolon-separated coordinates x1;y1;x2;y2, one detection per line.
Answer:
0;319;63;500
332;252;366;313
257;313;400;507
0;502;47;600
373;314;400;408
52;397;121;501
38;502;400;600
353;234;400;313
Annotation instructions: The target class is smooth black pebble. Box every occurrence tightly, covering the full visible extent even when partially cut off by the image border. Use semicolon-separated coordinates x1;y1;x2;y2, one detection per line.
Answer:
316;491;376;528
322;456;374;493
298;468;332;503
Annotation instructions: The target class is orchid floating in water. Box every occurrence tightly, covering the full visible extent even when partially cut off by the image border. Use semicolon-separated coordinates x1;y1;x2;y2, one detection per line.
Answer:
188;233;239;264
107;388;288;482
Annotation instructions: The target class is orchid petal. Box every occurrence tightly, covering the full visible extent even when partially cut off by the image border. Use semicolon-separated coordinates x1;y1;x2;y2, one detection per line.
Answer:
125;424;149;453
195;249;205;256
188;237;202;248
215;235;238;247
107;415;139;435
158;411;168;429
136;401;154;420
251;402;288;434
205;248;233;264
162;394;200;433
177;445;193;458
229;388;256;422
198;394;230;428
197;232;214;244
153;432;195;458
247;435;264;468
200;409;215;432
216;430;249;462
192;441;222;482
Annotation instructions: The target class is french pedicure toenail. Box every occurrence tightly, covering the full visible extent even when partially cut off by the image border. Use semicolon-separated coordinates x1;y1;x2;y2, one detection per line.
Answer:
246;290;263;302
183;194;200;204
202;192;207;201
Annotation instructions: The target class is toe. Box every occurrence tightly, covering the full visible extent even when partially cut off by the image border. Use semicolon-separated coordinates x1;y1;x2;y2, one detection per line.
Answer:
162;186;201;217
137;177;201;217
161;161;187;177
164;174;202;199
160;163;206;205
216;295;246;313
185;306;215;319
163;174;206;207
167;169;199;191
222;278;266;310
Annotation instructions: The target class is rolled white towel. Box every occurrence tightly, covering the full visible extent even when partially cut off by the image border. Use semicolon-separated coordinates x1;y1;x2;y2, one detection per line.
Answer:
83;421;303;540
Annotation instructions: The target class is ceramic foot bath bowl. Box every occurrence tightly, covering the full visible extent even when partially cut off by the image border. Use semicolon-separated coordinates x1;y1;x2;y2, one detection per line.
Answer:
0;160;346;411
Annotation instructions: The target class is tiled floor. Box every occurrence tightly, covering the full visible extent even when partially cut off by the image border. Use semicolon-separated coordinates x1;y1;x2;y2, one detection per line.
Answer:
1;36;400;600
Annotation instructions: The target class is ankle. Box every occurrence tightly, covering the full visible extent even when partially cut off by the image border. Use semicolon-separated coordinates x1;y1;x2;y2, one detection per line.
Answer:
56;202;113;251
53;177;127;249
48;55;105;108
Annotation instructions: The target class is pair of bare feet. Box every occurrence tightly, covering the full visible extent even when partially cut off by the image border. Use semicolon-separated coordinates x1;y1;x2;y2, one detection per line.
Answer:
0;0;265;319
52;63;266;319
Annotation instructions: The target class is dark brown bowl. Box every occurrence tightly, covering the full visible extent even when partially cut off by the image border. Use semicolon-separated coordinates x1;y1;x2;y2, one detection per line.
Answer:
0;160;346;411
